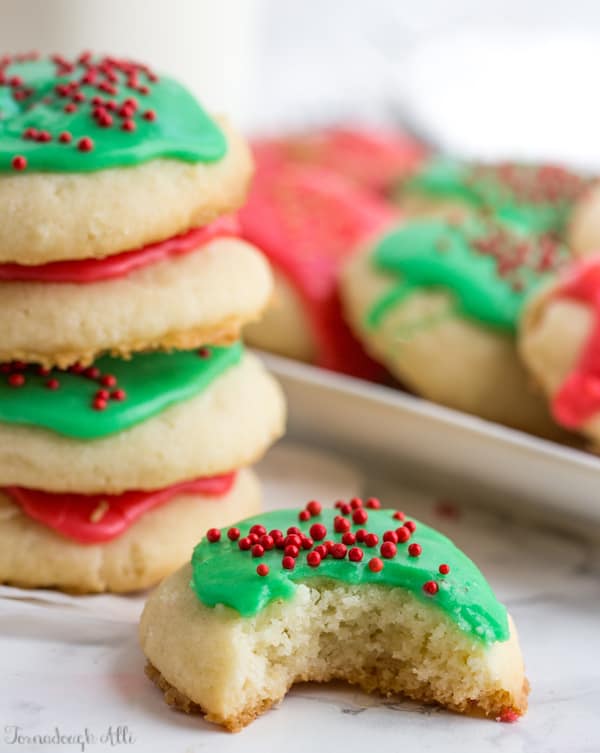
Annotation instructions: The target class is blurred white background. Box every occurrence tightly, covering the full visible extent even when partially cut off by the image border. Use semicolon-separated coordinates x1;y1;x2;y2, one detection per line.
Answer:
2;0;600;166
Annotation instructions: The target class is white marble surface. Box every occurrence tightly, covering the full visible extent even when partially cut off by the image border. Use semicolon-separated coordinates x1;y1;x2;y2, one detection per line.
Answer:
1;440;599;753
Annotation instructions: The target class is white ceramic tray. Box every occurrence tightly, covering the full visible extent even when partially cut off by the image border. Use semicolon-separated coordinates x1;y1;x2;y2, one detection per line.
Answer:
260;352;600;534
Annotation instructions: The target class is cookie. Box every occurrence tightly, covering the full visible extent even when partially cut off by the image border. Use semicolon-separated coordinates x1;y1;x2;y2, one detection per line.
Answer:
0;348;285;493
0;54;252;264
140;502;528;731
567;182;600;255
519;255;600;445
0;230;272;367
241;163;397;377
0;468;260;593
397;157;588;238
340;217;571;436
252;125;426;194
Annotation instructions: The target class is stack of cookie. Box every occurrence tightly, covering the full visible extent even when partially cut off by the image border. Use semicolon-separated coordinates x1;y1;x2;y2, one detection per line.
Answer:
0;52;285;593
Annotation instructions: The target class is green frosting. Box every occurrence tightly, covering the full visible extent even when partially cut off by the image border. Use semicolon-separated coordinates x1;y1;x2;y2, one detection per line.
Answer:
191;507;509;645
0;343;242;439
0;55;226;172
368;218;568;333
402;156;586;236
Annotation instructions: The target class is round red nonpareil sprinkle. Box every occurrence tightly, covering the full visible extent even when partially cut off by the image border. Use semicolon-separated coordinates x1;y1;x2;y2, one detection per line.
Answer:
45;378;60;390
95;389;110;401
334;516;351;533
307;550;322;567
298;510;310;522
352;508;368;525
380;541;397;558
78;136;94;151
58;131;72;143
423;580;439;595
238;537;252;551
251;544;265;558
310;523;327;541
256;563;269;577
250;524;266;536
356;528;367;543
284;534;301;549
11;155;27;170
206;528;221;543
383;530;398;544
248;533;259;544
408;543;422;557
393;511;406;521
368;557;384;573
306;500;322;516
349;547;364;562
284;544;299;558
111;389;126;401
100;374;117;387
8;373;25;387
287;526;301;535
92;397;107;411
227;527;240;541
439;563;450;575
342;531;356;546
396;526;411;543
260;535;275;551
301;536;313;550
282;556;295;570
365;532;379;547
331;543;347;559
405;520;417;533
350;497;363;509
366;497;381;509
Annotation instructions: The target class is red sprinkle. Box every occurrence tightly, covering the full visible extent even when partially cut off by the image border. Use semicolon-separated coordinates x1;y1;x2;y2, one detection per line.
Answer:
78;136;94;152
408;543;422;557
310;523;327;541
366;497;381;509
64;103;77;113
227;527;240;541
45;378;60;390
352;508;368;525
393;511;406;521
58;131;72;143
92;397;107;411
282;556;295;570
122;119;136;132
383;530;398;544
365;532;379;547
206;528;221;543
250;524;267;536
380;541;397;558
251;544;265;558
331;543;347;559
306;500;322;516
307;550;322;567
301;536;313;550
95;389;110;401
334;516;351;533
368;557;384;573
238;537;252;551
260;535;275;551
298;510;310;522
350;497;363;509
396;526;411;543
143;109;157;121
287;526;301;535
11;155;27;170
111;389;126;401
284;545;299;558
423;580;439;595
349;547;364;562
100;374;117;387
355;528;367;543
342;531;356;545
84;366;100;380
439;563;450;575
7;373;25;387
256;563;269;577
405;520;417;533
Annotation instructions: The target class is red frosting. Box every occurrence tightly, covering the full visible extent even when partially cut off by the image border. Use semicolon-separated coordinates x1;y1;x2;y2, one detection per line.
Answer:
0;215;239;283
4;472;236;544
252;126;426;194
239;162;398;379
552;257;600;427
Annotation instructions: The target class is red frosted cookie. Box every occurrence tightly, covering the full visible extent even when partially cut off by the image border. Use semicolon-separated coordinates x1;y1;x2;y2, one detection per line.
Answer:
240;161;398;378
252;126;426;195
